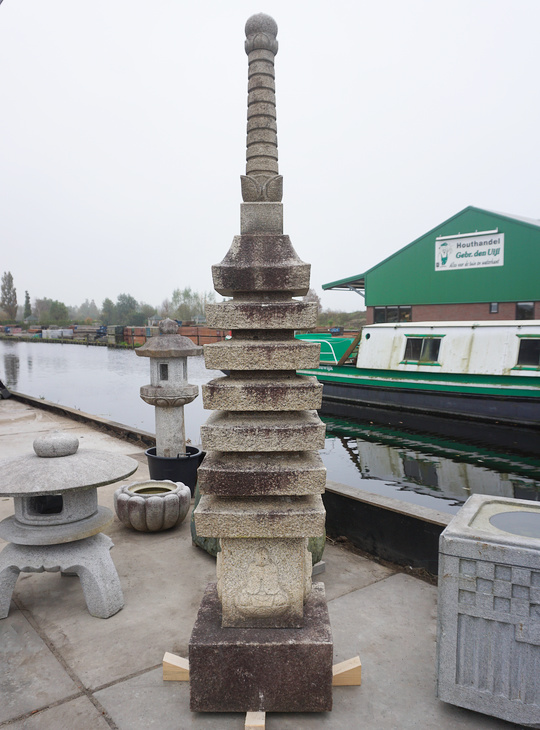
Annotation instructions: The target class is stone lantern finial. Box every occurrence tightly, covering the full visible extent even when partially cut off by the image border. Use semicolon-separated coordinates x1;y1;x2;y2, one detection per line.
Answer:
241;13;282;206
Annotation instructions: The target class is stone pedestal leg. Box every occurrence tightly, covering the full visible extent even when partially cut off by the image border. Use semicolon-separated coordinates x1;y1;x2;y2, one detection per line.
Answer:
0;533;123;619
72;535;124;618
0;550;20;618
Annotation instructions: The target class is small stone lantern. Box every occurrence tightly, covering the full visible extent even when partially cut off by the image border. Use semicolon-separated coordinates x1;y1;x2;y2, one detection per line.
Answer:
0;431;137;619
136;319;203;491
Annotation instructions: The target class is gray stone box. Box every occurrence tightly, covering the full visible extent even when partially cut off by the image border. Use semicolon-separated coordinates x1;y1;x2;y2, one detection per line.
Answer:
437;494;540;728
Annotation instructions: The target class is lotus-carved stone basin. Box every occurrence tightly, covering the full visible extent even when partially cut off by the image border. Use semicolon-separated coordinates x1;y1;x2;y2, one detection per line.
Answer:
114;480;191;532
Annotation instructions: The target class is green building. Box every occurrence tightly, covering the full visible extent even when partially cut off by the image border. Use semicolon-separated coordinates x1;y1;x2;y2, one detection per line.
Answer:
323;207;540;324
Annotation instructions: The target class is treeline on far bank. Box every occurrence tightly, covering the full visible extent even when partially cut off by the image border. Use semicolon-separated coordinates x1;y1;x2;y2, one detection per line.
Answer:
1;271;365;331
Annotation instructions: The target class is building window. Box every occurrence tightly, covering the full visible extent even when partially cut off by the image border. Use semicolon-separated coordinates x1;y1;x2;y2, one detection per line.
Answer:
489;303;499;314
386;306;399;323
516;302;534;320
403;337;442;364
373;306;412;323
516;339;540;368
374;307;386;323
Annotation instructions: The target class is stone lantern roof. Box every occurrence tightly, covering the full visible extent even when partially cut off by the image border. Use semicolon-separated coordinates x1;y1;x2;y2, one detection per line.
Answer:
0;432;138;497
135;319;202;359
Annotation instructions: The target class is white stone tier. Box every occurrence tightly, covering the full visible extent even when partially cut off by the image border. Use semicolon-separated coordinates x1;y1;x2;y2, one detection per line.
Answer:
200;410;326;452
202;374;322;411
203;339;320;370
194;494;326;538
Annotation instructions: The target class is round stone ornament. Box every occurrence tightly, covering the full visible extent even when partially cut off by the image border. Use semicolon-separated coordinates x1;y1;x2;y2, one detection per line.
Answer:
33;431;79;458
114;480;191;532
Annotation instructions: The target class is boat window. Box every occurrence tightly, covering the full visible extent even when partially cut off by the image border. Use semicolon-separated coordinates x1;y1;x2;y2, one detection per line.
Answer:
403;337;441;364
516;302;534;320
517;339;540;367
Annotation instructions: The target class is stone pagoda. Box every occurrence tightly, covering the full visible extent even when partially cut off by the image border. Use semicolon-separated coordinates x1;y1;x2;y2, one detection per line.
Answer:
188;13;333;714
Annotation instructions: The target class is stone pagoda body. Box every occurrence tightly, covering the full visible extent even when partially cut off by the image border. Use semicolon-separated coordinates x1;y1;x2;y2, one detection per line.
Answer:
189;13;333;714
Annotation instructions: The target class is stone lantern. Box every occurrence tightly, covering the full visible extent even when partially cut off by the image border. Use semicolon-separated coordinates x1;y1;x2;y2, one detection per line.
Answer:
136;319;203;491
0;431;137;619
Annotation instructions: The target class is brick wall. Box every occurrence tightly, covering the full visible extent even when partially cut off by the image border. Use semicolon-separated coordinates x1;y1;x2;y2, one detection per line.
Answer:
366;301;540;324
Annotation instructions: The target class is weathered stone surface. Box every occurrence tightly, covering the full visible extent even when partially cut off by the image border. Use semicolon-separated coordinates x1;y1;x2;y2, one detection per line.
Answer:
194;495;326;538
200;411;326;452
217;537;311;627
140;383;198;407
205;300;317;330
212;234;309;295
197;451;326;496
189;582;333;712
202;374;322;411
240;203;283;234
203;339;321;370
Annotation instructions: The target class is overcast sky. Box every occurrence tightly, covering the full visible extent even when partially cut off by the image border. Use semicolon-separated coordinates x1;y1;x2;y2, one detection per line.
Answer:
1;1;539;314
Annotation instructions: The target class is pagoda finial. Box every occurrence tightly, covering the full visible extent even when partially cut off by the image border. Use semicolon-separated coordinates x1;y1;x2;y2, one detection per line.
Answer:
241;13;282;204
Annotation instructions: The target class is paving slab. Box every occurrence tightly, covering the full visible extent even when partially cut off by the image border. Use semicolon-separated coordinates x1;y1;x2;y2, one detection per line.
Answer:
322;573;518;730
6;695;112;730
95;667;245;729
0;609;79;724
316;541;395;601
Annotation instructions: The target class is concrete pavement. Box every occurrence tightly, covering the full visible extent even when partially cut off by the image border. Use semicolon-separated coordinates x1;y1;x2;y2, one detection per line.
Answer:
0;398;523;729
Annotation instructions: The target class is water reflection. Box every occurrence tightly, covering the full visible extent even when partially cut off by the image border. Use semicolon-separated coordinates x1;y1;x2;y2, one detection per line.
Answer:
322;416;540;514
2;340;540;516
3;352;19;390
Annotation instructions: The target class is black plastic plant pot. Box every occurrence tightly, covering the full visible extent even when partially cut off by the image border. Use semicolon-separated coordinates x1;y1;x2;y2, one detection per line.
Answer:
145;446;204;496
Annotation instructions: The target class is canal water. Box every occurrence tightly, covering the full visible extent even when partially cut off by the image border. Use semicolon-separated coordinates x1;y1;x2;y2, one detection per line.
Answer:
2;339;540;516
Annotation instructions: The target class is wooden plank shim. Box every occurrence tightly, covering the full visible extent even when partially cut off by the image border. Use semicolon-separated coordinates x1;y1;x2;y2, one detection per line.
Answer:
337;331;362;366
162;652;190;681
245;711;266;729
332;655;362;686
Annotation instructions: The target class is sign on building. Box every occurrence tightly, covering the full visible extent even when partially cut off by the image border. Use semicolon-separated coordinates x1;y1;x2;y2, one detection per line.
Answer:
435;230;504;271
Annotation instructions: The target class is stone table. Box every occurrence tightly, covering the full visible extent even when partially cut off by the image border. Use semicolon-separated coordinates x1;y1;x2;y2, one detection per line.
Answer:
0;431;137;618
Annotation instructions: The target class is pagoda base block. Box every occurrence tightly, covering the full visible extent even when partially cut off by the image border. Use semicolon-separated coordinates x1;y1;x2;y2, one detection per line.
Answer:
189;582;333;713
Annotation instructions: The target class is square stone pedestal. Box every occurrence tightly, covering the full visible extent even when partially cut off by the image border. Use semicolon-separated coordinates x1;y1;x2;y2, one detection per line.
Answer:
189;582;333;713
437;495;540;728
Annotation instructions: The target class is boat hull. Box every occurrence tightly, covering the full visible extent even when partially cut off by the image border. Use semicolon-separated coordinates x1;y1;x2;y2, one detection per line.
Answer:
298;369;540;428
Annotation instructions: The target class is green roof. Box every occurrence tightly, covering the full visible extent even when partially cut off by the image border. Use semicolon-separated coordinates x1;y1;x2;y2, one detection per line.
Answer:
323;206;540;306
322;273;366;293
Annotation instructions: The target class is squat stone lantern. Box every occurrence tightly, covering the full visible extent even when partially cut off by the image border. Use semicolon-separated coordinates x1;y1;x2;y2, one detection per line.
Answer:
136;319;203;492
0;431;137;619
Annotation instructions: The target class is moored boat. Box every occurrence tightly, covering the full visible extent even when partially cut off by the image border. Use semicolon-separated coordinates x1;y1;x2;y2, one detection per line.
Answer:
297;321;540;427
